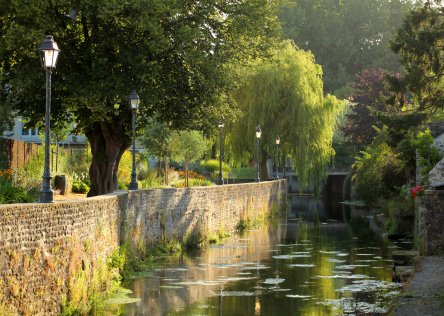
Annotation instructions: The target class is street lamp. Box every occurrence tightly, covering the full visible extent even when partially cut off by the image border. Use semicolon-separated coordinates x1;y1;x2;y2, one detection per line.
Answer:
38;35;60;203
217;116;224;185
255;125;261;183
275;135;280;180
128;90;140;190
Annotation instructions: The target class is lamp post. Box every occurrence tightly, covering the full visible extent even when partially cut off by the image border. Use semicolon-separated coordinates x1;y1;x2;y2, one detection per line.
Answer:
275;135;280;180
128;90;140;190
255;125;261;183
217;116;224;185
38;35;60;203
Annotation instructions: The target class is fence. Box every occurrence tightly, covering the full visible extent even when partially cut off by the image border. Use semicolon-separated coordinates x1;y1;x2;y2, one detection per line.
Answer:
0;138;41;170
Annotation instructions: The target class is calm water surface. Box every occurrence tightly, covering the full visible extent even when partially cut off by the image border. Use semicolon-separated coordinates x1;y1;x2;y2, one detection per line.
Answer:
118;196;403;315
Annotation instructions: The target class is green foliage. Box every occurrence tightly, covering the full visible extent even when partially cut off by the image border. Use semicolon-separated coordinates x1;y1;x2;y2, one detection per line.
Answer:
353;142;408;206
64;149;91;176
200;159;230;177
114;151;148;189
231;41;345;190
71;172;90;194
170;131;209;165
230;167;256;179
236;213;269;233
0;176;38;204
182;230;204;250
390;1;444;113
412;130;443;181
280;0;414;93
383;193;414;235
139;173;164;189
208;229;231;244
139;120;172;160
20;146;45;180
0;0;283;195
108;247;126;272
170;178;214;188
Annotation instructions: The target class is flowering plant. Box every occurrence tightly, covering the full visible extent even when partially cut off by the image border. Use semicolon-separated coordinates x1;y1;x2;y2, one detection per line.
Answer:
409;184;424;198
0;169;12;180
177;170;206;180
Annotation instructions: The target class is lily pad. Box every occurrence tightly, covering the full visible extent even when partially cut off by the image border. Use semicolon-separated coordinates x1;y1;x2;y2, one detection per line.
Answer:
335;264;370;270
262;278;285;285
327;258;346;263
218;276;257;282
273;254;311;259
316;274;370;279
286;294;311;299
211;291;256;297
240;265;270;271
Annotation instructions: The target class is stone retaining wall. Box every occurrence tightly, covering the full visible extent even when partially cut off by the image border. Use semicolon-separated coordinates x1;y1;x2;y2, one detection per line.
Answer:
419;190;444;255
0;180;286;315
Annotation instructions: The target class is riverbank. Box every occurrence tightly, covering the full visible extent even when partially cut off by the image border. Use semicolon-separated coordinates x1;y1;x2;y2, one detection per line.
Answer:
392;256;444;315
0;180;286;315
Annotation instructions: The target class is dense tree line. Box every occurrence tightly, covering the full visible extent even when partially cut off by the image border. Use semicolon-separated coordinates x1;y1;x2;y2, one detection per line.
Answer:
279;0;416;94
0;0;282;195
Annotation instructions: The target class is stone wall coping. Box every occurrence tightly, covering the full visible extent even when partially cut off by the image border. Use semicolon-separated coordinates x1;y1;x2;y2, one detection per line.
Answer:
0;179;286;209
425;189;444;196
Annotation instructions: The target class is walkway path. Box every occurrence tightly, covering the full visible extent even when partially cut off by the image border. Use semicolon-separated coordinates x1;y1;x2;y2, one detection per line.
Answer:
392;256;444;316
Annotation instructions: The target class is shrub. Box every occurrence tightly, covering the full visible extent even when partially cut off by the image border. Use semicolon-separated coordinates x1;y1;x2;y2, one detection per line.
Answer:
117;151;148;188
177;170;206;180
412;130;443;183
0;175;38;204
353;142;408;206
170;178;214;188
139;177;163;189
200;159;230;177
71;172;90;194
64;149;91;176
230;167;255;179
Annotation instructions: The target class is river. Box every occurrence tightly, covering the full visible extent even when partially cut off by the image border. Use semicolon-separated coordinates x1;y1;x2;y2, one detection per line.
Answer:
115;195;404;315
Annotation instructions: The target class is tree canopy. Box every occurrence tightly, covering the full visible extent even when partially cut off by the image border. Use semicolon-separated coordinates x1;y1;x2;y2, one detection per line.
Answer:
170;130;209;187
341;68;392;149
0;0;282;195
230;41;344;190
279;0;415;93
390;0;444;113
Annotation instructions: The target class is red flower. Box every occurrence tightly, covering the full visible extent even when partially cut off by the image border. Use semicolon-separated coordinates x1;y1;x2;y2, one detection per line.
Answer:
410;184;424;198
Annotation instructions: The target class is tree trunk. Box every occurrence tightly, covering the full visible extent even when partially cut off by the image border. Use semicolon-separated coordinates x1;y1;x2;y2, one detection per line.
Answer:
164;157;169;186
86;119;131;197
259;148;269;180
185;160;189;187
210;142;216;159
157;155;162;177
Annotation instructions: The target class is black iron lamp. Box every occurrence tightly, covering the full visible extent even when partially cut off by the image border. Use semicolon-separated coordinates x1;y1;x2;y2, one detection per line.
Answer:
128;90;140;190
38;35;60;203
255;125;262;183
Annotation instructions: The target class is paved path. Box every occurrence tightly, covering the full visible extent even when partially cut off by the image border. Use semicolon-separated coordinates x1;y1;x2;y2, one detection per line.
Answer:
392;256;444;316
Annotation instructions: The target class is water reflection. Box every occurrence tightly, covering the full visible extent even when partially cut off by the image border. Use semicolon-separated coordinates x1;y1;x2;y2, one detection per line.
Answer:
119;197;400;316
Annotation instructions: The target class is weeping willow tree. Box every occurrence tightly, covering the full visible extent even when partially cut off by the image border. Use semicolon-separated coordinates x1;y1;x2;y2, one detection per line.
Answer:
230;41;345;190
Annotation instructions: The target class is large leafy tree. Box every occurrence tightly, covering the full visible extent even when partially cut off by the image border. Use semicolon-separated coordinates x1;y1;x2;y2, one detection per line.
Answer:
341;68;391;149
170;130;209;187
139;119;172;177
230;41;344;190
279;0;414;93
0;0;281;196
390;0;444;113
